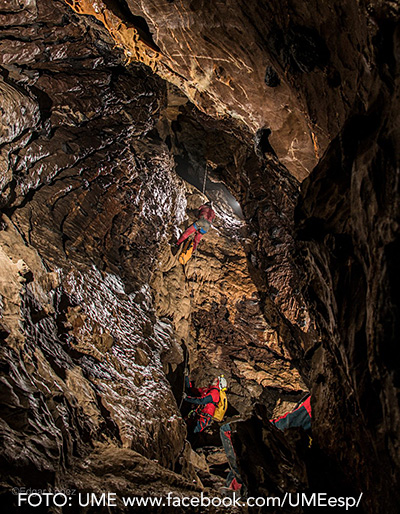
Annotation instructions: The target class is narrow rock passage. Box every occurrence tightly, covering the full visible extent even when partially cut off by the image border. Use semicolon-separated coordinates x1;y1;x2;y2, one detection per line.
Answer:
151;175;309;493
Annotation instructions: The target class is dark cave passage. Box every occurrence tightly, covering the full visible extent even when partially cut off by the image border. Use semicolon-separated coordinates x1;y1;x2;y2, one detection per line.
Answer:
152;107;320;498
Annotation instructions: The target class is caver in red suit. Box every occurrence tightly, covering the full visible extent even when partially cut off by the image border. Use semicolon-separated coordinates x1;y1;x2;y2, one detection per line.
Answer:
176;202;216;251
270;396;312;431
184;377;220;433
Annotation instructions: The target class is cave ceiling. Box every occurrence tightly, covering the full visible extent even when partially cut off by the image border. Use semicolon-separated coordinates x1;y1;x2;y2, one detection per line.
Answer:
64;0;382;181
1;0;400;512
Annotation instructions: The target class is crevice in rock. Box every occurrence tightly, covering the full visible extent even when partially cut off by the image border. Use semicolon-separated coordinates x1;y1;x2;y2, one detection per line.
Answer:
103;0;161;52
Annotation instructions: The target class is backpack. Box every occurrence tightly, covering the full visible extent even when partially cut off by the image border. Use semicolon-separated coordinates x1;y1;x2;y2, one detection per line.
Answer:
212;389;228;422
178;238;194;265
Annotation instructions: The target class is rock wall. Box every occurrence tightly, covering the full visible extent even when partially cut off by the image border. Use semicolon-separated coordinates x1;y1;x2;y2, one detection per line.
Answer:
152;183;308;418
295;19;400;509
63;0;393;182
0;0;199;505
166;102;316;367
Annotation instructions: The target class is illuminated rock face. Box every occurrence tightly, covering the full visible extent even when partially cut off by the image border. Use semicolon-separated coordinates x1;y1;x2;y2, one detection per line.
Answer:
0;0;307;503
1;0;400;513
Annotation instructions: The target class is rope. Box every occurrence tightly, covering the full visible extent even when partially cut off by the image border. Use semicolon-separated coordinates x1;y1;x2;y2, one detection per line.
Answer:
179;165;208;413
186;246;197;299
178;347;189;410
177;243;196;413
178;216;202;412
202;165;208;195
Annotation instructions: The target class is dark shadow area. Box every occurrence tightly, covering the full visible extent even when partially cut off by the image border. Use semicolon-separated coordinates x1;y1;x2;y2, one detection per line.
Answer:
174;153;244;219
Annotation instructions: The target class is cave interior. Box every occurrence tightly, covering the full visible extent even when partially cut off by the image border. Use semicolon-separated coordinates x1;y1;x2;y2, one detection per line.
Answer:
0;0;399;512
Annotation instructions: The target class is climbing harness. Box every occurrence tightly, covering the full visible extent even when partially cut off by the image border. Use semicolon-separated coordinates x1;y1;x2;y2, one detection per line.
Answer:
194;217;211;234
185;386;220;431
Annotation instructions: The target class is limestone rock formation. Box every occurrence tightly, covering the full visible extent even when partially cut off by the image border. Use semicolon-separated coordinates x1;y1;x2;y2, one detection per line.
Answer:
296;58;400;510
63;0;394;183
153;183;308;417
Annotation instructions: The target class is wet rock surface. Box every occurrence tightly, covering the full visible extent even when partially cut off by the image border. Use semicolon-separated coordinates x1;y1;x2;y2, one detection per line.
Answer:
0;0;194;504
63;0;393;181
153;183;308;418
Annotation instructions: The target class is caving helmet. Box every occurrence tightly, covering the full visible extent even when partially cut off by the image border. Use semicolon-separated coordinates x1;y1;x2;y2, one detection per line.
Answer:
218;375;228;391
